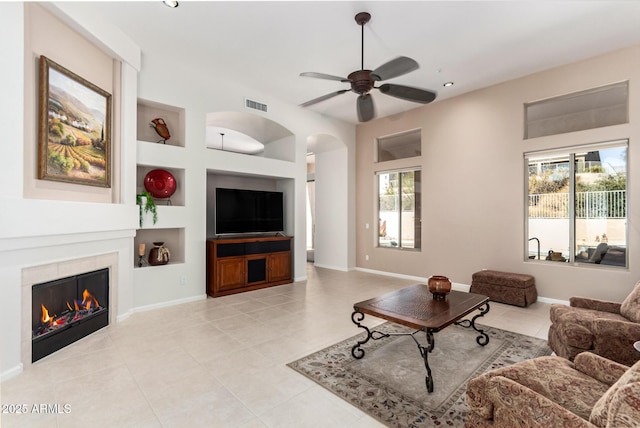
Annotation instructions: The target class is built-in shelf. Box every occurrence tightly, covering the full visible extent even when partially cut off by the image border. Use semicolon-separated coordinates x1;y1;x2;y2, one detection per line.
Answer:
137;140;187;167
136;164;186;207
134;228;185;269
135;98;188;271
139;205;187;229
137;99;185;147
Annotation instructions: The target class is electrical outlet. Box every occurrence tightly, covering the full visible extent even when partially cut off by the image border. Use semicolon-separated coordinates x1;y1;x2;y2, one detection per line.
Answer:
365;255;369;261
180;275;187;285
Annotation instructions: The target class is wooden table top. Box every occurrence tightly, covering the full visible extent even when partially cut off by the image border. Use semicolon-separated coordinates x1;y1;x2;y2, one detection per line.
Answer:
354;284;489;331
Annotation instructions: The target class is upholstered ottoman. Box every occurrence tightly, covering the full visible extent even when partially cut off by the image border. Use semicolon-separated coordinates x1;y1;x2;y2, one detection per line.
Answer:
470;270;537;307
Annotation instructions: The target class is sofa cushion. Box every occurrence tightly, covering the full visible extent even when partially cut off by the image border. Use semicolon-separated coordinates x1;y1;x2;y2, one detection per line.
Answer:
550;304;626;349
620;281;640;323
466;356;608;421
574;352;629;386
589;242;609;263
590;359;640;426
600;246;626;267
605;382;640;427
570;297;622;314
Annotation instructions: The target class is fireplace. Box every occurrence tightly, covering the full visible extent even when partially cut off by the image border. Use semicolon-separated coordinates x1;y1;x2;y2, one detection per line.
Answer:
31;268;109;362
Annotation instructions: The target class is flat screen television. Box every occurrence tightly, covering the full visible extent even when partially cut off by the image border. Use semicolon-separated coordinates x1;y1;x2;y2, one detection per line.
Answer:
215;187;284;235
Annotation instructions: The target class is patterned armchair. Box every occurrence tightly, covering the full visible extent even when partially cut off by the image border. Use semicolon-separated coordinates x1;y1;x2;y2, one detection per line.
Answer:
548;280;640;366
465;352;640;427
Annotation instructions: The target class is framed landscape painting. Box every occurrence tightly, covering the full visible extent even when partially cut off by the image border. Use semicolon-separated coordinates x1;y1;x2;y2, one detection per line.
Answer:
38;55;112;187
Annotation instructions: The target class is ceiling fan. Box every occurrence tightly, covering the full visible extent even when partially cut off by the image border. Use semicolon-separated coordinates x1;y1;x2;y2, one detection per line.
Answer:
299;12;437;122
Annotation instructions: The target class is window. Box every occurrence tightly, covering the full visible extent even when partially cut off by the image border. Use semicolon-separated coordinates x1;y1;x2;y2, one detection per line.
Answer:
526;141;627;267
377;129;421;162
377;169;421;249
524;81;628;139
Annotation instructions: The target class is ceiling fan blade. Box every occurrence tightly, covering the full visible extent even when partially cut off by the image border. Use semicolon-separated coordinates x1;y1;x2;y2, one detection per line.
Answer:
357;94;375;122
299;90;349;107
300;72;350;82
371;56;419;81
378;83;437;104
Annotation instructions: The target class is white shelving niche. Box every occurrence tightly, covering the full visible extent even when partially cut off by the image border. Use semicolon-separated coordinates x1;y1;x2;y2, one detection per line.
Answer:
134;228;185;269
135;99;187;270
137;98;185;147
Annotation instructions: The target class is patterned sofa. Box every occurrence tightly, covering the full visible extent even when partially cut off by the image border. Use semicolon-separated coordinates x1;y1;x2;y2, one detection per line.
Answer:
465;352;640;427
548;280;640;366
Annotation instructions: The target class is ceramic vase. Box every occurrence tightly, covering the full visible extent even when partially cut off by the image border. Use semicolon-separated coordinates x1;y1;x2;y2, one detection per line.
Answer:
428;275;452;300
148;242;170;266
150;118;171;143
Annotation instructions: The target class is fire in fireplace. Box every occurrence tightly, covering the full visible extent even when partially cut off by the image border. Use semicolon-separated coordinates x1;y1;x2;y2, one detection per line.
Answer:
34;289;102;338
31;268;109;362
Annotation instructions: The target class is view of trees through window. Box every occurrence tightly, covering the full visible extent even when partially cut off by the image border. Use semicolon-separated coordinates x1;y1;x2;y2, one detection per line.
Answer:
378;170;421;249
526;142;627;267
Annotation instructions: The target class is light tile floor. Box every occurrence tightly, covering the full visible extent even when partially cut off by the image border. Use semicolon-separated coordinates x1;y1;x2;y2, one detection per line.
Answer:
1;265;551;428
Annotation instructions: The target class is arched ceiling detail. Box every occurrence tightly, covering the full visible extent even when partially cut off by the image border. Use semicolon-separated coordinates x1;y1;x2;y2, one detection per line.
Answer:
206;111;293;144
306;133;344;154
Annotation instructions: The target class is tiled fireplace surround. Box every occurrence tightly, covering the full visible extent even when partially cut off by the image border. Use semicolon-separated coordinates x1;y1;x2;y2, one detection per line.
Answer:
20;252;119;370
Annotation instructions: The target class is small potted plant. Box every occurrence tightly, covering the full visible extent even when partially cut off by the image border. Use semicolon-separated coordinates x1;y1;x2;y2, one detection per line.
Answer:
136;190;158;227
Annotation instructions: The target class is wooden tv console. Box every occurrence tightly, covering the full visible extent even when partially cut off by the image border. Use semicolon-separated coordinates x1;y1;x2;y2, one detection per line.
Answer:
206;235;293;297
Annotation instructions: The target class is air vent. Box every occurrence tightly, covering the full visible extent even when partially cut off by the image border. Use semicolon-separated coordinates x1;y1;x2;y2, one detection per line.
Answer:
245;98;268;113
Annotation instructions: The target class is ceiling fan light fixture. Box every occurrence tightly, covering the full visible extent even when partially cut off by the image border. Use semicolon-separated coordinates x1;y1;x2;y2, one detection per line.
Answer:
163;1;179;8
357;94;375;122
298;11;436;122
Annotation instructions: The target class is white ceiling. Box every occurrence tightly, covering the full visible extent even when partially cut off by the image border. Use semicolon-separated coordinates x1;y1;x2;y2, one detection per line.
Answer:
62;1;640;125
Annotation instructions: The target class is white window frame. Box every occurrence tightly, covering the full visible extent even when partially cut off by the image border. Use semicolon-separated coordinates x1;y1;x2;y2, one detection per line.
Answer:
524;140;628;268
376;168;421;250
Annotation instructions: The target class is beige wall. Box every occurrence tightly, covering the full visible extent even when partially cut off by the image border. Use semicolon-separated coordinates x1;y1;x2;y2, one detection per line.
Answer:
356;45;640;302
23;4;121;203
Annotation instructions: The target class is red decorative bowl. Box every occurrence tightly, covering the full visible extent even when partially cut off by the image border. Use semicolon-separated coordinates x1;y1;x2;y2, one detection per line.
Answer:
144;169;176;199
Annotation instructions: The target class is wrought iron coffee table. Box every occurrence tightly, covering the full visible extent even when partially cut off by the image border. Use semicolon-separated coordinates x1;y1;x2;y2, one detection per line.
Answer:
351;284;490;393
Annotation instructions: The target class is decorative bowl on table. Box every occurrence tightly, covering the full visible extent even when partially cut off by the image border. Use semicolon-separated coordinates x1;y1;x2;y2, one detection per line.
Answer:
428;275;452;300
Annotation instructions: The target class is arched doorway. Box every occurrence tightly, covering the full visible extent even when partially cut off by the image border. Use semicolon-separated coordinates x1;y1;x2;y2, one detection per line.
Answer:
306;153;315;262
306;134;349;269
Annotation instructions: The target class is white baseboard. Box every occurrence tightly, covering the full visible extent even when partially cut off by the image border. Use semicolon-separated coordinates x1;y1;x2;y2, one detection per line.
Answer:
133;294;207;313
452;282;471;292
116;310;133;323
1;363;23;383
537;296;569;305
354;267;427;282
313;263;350;272
353;267;470;293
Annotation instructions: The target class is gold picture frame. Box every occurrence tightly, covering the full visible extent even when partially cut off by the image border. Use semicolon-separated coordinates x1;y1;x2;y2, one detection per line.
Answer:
38;55;112;187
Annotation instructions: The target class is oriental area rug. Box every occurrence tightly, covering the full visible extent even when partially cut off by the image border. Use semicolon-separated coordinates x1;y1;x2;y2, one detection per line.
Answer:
287;323;552;427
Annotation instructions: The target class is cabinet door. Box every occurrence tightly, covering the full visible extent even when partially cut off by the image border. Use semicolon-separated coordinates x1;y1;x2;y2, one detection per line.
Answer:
268;252;291;283
216;257;245;292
